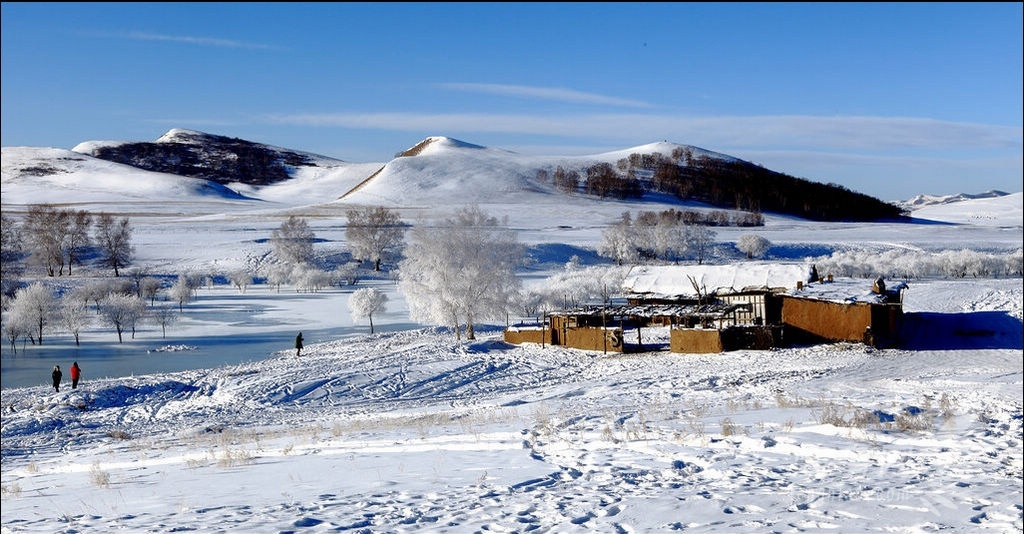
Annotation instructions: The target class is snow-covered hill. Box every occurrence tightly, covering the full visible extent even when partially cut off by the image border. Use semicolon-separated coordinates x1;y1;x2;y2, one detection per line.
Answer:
3;130;905;222
0;146;255;205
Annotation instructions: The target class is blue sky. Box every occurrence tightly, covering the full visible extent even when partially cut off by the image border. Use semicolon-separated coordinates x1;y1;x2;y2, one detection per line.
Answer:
2;2;1021;200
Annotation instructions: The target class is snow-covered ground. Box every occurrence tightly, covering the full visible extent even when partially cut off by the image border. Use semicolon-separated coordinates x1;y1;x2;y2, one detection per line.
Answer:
1;277;1021;532
1;142;1022;532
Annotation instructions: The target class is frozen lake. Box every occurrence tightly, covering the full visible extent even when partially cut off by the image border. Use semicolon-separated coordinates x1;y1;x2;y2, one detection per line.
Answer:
1;281;417;390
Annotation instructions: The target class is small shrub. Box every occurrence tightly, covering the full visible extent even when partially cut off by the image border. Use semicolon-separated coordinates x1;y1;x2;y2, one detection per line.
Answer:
106;429;131;440
90;462;111;488
720;417;738;437
1;483;22;498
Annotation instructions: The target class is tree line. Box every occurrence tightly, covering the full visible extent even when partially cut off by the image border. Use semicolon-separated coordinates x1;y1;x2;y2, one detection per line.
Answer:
2;204;534;350
1;205;133;288
597;209;771;266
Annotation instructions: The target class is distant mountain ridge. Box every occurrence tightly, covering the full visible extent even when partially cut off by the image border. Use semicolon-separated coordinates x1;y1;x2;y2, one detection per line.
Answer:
896;190;1010;211
7;129;908;222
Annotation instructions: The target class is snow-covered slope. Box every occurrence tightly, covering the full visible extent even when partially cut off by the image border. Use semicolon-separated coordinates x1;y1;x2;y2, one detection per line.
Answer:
0;146;254;205
336;136;735;208
909;191;1023;227
1;279;1020;532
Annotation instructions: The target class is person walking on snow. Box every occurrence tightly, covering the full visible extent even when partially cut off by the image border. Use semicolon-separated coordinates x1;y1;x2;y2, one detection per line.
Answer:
51;365;62;392
295;332;304;356
70;362;81;389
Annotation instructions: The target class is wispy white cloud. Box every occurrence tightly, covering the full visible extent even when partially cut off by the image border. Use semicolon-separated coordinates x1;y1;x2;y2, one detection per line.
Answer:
264;112;1023;152
124;31;279;50
436;83;654;108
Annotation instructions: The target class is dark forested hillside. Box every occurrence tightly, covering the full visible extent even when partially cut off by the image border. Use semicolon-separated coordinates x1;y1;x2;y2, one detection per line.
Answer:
585;148;908;221
667;155;906;221
79;131;326;186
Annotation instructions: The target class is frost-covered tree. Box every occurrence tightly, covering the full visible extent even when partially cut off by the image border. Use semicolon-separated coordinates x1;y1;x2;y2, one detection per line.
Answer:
398;206;526;340
540;263;627;309
59;296;90;346
292;266;332;293
98;293;146;342
149;304;179;338
332;262;360;286
8;282;56;345
598;212;640;265
140;277;163;304
349;287;388;333
654;217;690;263
265;263;293;293
346;206;406;271
229;269;253;293
736;234;771;259
271;216;315;267
1;212;24;295
169;274;195;312
689;225;717;265
2;309;31;353
94;213;134;277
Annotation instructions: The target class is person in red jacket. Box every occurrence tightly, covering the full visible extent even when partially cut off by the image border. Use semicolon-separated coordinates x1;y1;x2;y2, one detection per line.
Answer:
70;361;81;389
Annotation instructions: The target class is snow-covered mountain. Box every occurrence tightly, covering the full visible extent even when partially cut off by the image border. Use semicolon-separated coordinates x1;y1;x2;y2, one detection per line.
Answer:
3;130;905;222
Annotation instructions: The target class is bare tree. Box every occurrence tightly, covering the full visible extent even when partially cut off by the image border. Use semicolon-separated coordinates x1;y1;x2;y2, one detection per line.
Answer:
66;210;92;275
24;204;66;276
346;206;406;271
271;216;315;267
398;206;525;340
349;287;388;333
94;213;134;276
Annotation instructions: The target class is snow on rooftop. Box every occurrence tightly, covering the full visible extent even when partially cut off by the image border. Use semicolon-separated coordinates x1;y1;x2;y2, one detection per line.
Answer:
621;263;815;298
787;277;908;304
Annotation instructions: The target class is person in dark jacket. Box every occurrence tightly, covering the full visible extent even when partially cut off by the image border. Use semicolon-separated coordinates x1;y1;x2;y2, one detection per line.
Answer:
295;332;304;356
70;362;82;389
51;365;62;392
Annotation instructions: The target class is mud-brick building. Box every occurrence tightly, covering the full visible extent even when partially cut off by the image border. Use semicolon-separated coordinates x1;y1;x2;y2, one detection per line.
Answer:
504;262;908;353
620;263;816;353
779;277;907;347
